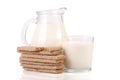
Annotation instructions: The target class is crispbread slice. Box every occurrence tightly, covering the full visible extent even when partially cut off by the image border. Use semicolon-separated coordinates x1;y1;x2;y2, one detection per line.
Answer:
23;68;64;74
21;54;65;60
20;57;64;64
21;61;63;66
17;46;43;52
21;64;64;70
17;46;62;52
20;50;63;55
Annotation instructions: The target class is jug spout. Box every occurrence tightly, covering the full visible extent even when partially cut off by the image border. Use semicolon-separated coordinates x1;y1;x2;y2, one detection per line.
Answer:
36;7;67;15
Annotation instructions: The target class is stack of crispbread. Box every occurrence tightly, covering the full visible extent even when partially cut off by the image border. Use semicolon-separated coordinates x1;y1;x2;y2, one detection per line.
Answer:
17;46;65;74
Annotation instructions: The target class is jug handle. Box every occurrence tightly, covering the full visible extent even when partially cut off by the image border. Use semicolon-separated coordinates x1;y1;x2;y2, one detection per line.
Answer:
21;18;36;45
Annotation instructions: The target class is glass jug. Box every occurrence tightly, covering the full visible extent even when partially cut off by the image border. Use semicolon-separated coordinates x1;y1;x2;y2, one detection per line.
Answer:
21;7;68;47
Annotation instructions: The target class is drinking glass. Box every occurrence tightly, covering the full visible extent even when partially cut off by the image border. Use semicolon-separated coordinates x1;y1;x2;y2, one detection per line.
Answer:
63;35;94;72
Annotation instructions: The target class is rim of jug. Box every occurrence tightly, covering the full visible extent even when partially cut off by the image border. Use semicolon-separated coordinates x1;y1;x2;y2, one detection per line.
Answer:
36;7;67;15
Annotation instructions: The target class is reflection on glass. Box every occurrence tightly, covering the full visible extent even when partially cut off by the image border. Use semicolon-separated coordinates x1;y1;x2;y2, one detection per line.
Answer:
20;70;91;80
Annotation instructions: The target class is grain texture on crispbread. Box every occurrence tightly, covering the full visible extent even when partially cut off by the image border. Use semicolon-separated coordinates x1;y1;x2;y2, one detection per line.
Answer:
43;47;62;51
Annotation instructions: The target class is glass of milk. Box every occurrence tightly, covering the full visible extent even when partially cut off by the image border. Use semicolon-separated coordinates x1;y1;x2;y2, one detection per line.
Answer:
62;35;94;72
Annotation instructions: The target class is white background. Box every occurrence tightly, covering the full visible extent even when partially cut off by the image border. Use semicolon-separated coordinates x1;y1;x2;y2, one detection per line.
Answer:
0;0;120;80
